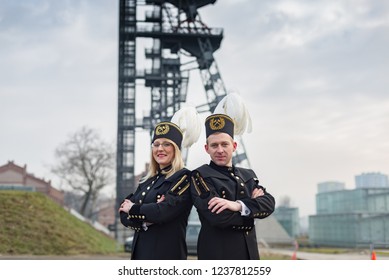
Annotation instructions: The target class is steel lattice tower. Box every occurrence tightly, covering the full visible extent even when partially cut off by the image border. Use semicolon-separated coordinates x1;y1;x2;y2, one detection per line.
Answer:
116;0;250;240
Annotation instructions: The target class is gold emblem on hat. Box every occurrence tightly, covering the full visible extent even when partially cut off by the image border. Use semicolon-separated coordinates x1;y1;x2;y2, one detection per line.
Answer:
155;124;170;135
209;116;225;130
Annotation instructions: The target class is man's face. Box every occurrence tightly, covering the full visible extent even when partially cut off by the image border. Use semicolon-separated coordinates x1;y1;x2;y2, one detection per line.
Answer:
205;132;237;167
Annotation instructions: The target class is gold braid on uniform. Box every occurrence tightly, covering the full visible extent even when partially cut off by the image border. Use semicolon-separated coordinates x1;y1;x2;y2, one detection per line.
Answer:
191;171;210;198
231;217;255;232
165;174;191;206
169;174;190;196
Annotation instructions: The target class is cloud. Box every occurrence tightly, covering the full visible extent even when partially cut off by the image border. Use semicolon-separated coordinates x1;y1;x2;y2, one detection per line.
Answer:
198;0;389;215
1;0;388;217
0;0;118;182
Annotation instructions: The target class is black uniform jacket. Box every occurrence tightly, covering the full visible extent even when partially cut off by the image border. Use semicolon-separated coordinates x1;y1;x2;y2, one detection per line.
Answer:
191;161;275;260
120;168;192;260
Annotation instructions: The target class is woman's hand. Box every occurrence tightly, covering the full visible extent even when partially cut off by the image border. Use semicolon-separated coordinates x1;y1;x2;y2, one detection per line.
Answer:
157;195;165;203
118;199;134;213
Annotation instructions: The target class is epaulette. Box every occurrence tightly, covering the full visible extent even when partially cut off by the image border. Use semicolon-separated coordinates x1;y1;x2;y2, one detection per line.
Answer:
169;174;190;196
191;170;210;198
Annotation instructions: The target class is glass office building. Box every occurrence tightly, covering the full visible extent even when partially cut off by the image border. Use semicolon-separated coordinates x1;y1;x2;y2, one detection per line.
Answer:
355;172;389;189
309;176;389;248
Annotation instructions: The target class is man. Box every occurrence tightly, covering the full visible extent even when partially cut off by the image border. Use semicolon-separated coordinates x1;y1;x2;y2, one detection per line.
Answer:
190;113;275;260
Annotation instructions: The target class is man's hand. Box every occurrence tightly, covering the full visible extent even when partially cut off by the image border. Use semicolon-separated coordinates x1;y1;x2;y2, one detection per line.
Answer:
208;197;241;214
252;188;264;198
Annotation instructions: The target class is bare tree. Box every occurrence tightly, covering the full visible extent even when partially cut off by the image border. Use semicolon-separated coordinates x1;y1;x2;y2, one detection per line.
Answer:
51;126;115;218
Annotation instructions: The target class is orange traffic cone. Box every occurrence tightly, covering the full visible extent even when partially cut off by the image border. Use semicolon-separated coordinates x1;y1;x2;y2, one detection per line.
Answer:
291;240;298;260
371;251;377;260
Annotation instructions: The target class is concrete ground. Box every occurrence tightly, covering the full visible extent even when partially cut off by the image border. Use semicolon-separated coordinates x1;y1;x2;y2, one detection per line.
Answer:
1;248;388;260
261;247;389;260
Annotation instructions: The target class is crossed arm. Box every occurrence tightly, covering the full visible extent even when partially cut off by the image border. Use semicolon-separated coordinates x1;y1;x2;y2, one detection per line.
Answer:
119;195;165;213
208;187;264;214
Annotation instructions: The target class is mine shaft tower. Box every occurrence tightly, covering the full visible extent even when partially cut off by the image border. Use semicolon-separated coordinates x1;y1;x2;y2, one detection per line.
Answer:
116;0;250;239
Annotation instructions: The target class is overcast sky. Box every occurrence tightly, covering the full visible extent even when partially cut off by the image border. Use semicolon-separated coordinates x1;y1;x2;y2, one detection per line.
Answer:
1;0;389;218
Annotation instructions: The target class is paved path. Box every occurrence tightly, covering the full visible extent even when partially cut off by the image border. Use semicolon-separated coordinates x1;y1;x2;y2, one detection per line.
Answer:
262;248;389;260
1;249;388;260
0;253;130;260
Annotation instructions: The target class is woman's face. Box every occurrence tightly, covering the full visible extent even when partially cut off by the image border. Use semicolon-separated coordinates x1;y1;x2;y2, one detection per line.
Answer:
151;138;175;169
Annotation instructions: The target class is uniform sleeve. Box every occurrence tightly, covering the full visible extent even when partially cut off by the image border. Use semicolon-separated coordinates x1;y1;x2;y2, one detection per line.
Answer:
119;193;143;231
238;175;276;219
128;171;192;224
190;170;255;231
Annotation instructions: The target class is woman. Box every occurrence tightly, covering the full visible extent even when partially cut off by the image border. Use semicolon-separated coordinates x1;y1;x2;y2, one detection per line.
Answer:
119;108;201;260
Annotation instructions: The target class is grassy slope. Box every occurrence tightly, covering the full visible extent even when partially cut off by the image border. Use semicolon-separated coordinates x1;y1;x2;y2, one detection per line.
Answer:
0;191;118;255
0;191;297;259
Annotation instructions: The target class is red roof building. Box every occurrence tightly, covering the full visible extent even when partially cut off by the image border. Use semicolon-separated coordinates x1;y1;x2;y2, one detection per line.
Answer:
0;160;64;206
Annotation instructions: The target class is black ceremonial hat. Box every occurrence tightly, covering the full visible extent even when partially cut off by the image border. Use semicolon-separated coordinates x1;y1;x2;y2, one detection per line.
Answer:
205;114;234;138
152;122;183;149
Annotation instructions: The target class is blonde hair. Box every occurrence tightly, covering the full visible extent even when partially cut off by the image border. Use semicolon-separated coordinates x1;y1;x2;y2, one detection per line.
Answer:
140;139;184;183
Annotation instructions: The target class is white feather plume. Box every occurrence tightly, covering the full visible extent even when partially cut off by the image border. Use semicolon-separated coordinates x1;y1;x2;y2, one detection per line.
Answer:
171;106;202;148
213;92;252;135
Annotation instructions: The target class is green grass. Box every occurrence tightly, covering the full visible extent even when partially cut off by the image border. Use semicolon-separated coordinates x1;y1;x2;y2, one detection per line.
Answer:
0;191;118;255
